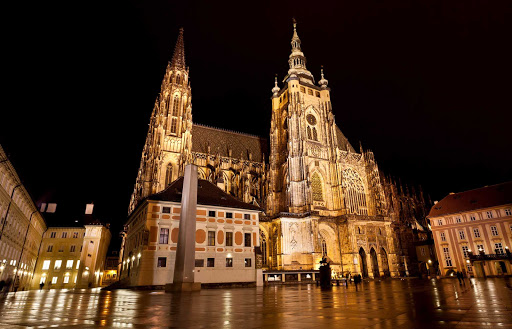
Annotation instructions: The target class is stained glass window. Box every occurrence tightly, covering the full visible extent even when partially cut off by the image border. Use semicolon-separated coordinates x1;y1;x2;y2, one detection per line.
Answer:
311;172;324;201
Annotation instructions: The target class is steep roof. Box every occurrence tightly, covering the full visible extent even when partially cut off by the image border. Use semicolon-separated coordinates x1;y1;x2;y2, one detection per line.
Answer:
335;125;355;152
149;177;261;211
192;124;268;163
428;181;512;217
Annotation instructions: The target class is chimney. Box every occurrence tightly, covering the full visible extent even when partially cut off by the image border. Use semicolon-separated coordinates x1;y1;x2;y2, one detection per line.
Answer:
85;203;94;215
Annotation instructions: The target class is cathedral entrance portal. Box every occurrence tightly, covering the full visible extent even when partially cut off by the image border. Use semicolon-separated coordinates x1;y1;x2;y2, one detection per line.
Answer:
370;248;379;278
381;248;390;277
359;248;368;278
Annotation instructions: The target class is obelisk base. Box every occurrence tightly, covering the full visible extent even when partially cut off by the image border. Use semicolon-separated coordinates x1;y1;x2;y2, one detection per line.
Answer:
165;282;201;292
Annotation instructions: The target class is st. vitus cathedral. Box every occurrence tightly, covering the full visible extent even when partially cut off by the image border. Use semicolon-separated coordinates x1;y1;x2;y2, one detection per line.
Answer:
129;23;430;278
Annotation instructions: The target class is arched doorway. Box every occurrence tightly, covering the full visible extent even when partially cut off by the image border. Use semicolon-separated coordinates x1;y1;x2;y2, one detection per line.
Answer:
370;248;380;278
380;248;390;277
359;248;368;278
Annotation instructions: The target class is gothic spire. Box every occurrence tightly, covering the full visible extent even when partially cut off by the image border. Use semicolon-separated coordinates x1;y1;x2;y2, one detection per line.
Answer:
288;19;309;75
318;66;329;89
170;28;186;70
272;75;281;96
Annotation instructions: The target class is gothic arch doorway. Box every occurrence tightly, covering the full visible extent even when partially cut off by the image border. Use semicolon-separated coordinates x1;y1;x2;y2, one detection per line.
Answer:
370;248;380;278
359;248;368;278
381;248;390;277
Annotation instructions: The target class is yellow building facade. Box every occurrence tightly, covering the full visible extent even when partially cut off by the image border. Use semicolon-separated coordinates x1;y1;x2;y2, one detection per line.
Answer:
429;182;512;277
32;224;111;289
0;145;46;291
121;178;261;287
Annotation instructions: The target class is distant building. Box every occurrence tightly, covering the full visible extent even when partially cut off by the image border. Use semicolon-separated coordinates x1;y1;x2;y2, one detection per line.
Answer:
120;177;261;287
0;145;46;291
428;182;512;277
32;223;111;289
102;250;119;286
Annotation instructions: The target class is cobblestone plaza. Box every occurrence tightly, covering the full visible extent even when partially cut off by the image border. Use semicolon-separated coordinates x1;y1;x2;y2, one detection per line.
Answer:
0;278;511;328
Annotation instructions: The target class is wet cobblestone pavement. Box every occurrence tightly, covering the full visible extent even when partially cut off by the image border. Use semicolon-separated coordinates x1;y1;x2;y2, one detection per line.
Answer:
0;278;511;328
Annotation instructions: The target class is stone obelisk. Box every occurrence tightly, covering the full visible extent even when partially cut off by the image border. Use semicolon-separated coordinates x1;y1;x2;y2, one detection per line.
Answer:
165;164;201;292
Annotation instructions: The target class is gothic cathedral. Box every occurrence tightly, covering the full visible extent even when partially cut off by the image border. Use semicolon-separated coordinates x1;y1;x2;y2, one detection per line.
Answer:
129;23;429;278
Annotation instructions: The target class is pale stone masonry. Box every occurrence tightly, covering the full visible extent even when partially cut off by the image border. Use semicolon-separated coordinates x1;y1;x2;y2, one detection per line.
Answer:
429;182;512;277
127;22;432;280
0;145;46;290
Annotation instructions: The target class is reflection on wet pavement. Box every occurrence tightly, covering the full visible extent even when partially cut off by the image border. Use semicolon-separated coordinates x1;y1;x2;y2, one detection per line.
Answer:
0;278;511;328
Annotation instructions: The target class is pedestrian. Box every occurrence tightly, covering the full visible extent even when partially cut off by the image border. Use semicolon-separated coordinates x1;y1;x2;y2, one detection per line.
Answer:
0;280;5;293
4;277;12;295
456;271;462;285
39;281;45;290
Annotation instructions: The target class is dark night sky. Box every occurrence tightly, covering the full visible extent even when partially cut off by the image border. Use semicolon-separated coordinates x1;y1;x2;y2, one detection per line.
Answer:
2;0;511;246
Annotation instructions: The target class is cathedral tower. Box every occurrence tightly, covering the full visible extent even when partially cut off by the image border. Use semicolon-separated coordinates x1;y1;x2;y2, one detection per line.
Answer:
267;20;353;217
129;28;193;214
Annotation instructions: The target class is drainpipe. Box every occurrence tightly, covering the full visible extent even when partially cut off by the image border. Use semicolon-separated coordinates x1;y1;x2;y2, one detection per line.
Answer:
15;210;37;290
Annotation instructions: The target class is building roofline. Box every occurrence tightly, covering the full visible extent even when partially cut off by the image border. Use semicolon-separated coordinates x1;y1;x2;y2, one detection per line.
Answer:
193;123;266;140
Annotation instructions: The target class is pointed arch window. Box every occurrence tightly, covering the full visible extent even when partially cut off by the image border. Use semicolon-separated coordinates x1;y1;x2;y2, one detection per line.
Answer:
306;113;318;141
172;95;180;116
260;233;267;265
342;169;368;215
321;239;327;256
311;172;324;202
170;95;180;134
176;75;181;84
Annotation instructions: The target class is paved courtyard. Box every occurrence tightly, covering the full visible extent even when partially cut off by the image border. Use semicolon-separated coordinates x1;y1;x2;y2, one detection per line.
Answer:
0;278;511;328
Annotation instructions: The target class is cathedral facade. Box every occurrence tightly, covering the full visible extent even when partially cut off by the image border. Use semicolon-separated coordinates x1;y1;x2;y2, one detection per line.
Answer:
129;23;427;279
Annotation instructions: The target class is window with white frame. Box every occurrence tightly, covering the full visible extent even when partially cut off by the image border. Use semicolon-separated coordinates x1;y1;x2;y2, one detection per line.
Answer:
477;244;485;253
437;219;443;226
42;260;51;270
459;230;466;240
495;243;504;254
491;226;499;236
51;277;57;284
66;260;73;269
54;260;62;270
505;208;512;216
486;211;493;219
440;232;446;242
443;247;452;267
467;264;472;272
456;217;462;223
76;260;80;269
473;228;480;238
470;215;476;221
63;276;69;284
462;246;469;258
159;228;169;244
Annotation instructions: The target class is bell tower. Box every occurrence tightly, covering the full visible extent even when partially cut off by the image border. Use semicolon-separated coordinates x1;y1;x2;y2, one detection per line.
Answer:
129;28;193;214
268;21;344;217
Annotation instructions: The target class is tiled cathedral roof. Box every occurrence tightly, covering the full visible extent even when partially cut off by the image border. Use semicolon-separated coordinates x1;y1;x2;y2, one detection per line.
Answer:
335;125;355;152
428;181;512;217
192;124;268;162
149;177;261;211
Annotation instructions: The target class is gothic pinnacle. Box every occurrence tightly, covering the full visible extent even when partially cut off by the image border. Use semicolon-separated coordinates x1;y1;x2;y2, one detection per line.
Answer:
319;65;329;89
170;28;186;70
272;75;280;96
